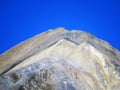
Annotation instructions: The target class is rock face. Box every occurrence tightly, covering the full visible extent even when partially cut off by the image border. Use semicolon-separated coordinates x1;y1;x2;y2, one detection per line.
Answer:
0;28;120;90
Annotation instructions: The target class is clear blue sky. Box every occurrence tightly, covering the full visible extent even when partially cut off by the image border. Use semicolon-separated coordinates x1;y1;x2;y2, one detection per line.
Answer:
0;0;120;54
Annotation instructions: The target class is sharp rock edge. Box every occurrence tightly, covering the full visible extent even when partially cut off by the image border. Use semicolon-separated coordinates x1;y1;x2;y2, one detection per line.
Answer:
0;27;120;90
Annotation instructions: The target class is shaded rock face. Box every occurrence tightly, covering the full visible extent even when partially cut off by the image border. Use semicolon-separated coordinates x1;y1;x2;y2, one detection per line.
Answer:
0;28;120;90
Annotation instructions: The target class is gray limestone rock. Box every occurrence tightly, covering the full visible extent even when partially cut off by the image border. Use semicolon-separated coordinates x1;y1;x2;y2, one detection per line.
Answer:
0;27;120;90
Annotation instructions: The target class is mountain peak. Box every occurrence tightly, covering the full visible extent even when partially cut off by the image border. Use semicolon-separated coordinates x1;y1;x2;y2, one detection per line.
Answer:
0;28;120;90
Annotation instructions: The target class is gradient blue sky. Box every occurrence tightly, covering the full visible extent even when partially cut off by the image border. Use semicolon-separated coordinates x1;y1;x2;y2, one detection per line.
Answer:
0;0;120;54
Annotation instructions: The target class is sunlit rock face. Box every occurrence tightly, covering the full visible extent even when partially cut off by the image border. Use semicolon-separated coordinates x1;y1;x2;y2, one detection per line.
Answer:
0;28;120;90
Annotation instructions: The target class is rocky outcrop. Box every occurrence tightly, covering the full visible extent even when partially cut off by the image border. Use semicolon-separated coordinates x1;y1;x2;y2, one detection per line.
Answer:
0;28;120;90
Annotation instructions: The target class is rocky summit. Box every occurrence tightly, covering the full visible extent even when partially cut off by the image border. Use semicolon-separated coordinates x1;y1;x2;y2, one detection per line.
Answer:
0;28;120;90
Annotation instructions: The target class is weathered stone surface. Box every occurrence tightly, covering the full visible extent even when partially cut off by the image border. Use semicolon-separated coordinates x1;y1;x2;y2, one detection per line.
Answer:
0;27;120;90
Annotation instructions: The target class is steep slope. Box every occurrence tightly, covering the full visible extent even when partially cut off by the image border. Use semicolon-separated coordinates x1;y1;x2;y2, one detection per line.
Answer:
0;28;120;90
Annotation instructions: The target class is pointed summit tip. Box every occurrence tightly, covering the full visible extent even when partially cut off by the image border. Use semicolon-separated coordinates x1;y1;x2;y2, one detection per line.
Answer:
46;27;87;34
47;27;68;33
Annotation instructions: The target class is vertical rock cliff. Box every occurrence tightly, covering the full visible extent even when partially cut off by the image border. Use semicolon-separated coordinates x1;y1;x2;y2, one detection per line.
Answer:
0;28;120;90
